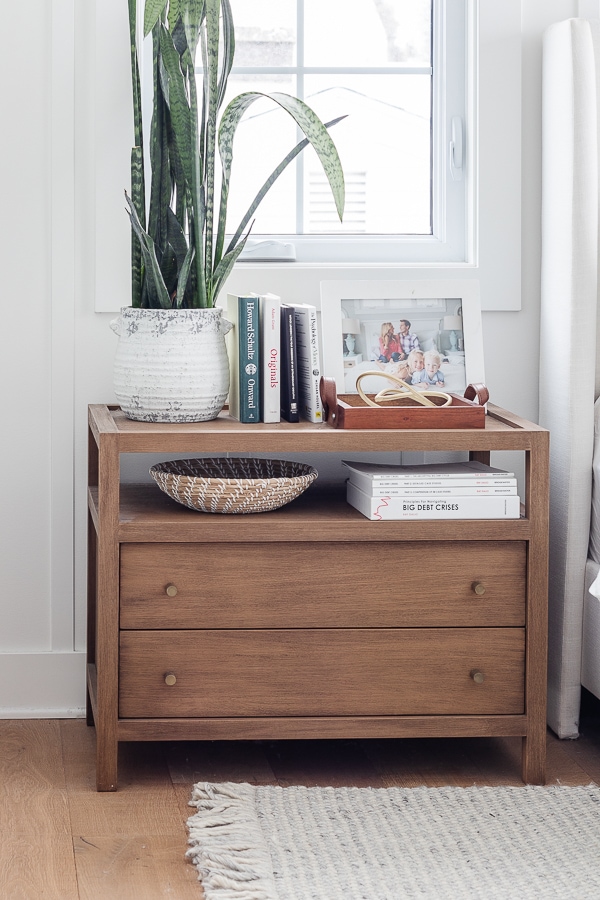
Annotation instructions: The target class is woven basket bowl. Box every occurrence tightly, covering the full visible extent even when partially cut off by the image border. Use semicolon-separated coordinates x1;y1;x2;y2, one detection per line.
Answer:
149;457;318;514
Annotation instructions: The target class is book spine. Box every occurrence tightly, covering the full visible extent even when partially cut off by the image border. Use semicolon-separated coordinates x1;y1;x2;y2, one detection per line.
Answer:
341;462;514;481
260;294;281;423
347;471;518;494
346;482;521;520
280;306;299;422
292;305;323;423
238;296;261;423
225;293;241;420
348;476;517;497
343;471;515;482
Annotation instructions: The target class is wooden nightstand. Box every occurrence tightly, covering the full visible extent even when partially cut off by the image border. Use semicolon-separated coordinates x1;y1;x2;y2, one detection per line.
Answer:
87;404;548;790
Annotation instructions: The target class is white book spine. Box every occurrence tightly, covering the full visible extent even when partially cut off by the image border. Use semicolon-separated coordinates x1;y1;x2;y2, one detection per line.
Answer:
348;477;518;497
260;293;281;423
348;471;518;495
225;293;241;420
346;482;521;520
291;303;323;423
341;461;514;481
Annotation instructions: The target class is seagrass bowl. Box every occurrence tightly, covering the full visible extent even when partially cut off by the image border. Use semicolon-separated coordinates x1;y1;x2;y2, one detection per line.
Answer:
149;457;318;514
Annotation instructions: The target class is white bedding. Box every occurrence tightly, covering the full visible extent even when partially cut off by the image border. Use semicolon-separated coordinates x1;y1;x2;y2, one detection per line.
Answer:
583;398;600;702
583;559;600;700
589;398;600;564
343;358;467;396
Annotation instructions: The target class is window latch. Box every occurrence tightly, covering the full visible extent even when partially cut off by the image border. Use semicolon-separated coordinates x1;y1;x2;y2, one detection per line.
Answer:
449;116;464;182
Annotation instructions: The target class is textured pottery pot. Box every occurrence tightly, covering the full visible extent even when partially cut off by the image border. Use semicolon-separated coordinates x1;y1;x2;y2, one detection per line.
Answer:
111;307;232;422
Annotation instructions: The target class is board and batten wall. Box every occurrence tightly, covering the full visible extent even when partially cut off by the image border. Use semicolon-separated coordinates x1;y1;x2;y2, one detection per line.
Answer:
0;0;576;715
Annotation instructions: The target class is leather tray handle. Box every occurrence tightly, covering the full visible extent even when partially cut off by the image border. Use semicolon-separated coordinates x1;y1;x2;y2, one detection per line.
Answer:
320;376;339;427
464;383;489;405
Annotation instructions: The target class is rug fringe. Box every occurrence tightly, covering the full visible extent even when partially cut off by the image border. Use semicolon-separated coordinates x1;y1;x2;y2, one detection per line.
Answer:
186;781;277;900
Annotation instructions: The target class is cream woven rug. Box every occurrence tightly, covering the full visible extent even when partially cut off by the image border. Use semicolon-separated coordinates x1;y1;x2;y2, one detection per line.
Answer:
186;781;600;899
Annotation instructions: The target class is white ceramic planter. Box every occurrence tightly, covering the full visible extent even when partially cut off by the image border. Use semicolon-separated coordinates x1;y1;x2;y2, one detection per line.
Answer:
111;307;232;422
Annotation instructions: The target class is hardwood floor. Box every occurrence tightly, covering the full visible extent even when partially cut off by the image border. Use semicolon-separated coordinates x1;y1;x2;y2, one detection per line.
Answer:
1;692;600;899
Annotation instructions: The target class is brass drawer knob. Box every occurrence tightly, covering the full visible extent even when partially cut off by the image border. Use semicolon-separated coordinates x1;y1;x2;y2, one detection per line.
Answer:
165;583;178;597
470;670;485;684
164;673;177;686
472;582;486;596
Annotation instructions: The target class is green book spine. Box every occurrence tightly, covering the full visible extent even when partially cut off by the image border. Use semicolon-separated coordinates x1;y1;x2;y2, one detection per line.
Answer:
238;296;261;423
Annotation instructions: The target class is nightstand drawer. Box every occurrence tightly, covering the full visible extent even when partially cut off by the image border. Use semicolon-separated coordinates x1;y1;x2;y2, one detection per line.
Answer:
120;541;526;629
119;627;525;718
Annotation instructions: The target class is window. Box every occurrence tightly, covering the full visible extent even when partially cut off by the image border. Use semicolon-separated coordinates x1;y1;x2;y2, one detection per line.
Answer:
92;0;521;313
219;0;468;264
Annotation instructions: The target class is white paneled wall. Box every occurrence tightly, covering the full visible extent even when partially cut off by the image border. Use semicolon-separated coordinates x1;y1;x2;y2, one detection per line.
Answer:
0;0;579;714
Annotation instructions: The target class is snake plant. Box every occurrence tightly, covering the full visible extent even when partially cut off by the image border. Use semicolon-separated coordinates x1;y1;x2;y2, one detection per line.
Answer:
126;0;345;309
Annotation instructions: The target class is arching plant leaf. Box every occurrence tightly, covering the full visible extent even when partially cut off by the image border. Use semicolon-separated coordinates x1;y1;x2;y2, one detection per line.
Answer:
144;0;168;36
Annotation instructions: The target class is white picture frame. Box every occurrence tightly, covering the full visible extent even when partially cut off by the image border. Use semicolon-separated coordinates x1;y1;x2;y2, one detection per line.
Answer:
320;279;485;398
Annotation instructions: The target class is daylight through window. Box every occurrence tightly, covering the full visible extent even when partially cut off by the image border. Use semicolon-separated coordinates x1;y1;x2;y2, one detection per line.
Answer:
197;0;468;263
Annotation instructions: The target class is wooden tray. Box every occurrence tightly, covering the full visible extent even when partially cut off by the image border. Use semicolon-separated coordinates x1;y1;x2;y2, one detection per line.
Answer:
320;377;489;430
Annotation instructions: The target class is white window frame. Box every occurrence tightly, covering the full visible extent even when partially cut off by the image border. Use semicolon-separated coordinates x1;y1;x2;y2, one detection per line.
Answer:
233;0;468;266
93;0;521;312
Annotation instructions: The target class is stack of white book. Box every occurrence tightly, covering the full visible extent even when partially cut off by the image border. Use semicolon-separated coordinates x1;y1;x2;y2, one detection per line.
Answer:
343;460;521;520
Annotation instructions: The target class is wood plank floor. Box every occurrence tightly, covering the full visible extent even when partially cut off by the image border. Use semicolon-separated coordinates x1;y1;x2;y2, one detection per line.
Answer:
1;691;600;899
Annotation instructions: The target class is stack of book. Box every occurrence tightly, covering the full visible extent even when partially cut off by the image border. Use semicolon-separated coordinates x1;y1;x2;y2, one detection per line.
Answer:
343;460;521;520
226;293;323;425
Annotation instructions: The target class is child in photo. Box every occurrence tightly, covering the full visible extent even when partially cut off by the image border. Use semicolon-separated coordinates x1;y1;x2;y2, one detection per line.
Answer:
412;349;446;387
407;349;425;384
386;359;412;384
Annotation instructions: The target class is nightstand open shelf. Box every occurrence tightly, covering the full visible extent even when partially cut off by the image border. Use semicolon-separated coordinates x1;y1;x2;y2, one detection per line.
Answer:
87;403;549;790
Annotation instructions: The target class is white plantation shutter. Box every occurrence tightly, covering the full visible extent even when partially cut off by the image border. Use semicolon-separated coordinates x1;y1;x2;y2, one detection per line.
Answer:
308;170;367;233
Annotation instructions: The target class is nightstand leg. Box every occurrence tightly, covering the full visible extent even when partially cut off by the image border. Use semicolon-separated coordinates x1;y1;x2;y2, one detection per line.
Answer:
96;729;119;792
521;731;546;785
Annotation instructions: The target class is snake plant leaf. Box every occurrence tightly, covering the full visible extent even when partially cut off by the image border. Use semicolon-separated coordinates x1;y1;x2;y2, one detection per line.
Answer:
130;144;146;227
177;1;208;306
166;207;190;266
158;22;194;190
159;244;179;297
148;27;165;239
175;243;195;308
170;16;189;58
167;0;182;30
218;94;345;222
216;95;345;262
128;0;144;152
220;115;347;262
270;92;345;221
125;192;172;309
202;0;221;276
217;0;235;111
180;0;205;63
130;146;145;307
144;0;168;36
209;231;252;307
148;35;173;259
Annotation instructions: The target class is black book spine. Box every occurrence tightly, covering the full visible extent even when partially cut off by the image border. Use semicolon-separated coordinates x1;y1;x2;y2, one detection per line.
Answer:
280;306;299;423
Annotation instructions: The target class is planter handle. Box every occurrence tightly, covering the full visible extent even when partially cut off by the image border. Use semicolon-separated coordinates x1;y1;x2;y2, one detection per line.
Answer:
110;316;122;336
220;315;233;336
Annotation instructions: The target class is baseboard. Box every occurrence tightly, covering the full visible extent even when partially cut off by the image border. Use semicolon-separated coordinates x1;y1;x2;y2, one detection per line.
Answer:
0;651;86;718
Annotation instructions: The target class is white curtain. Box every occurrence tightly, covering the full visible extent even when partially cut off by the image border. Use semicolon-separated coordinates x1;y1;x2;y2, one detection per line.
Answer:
540;18;600;737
